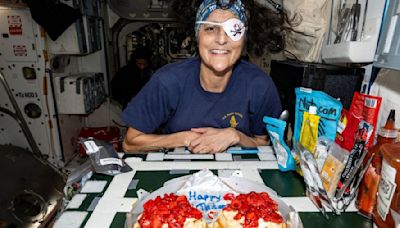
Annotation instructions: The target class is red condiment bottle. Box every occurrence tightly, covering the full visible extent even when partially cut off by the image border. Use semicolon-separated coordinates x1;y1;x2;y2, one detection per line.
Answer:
356;110;397;217
373;143;400;228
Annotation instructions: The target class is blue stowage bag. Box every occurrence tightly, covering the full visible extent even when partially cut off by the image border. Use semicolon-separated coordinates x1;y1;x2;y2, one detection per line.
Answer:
293;87;342;145
263;116;296;172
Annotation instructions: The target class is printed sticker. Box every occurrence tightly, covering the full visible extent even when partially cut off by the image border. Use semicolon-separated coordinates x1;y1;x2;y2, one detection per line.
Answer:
8;15;22;35
99;158;123;166
377;159;397;220
13;45;27;56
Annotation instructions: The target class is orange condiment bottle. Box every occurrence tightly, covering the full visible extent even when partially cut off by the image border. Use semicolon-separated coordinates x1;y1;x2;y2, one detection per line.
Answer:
373;143;400;228
356;110;397;217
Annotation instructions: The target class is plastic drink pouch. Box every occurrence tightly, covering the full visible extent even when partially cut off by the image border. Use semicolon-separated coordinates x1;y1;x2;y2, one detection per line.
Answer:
294;88;342;146
299;106;320;154
349;92;382;148
315;137;332;172
296;142;333;215
263;116;296;171
335;109;362;151
299;144;326;193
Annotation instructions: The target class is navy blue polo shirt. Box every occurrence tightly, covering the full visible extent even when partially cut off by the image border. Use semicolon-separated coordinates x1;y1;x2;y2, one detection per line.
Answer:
122;57;282;136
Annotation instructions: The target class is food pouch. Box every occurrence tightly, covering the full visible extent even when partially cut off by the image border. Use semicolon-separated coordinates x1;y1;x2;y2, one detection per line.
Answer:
320;143;348;198
349;92;382;148
82;138;132;176
296;142;334;215
336;121;373;197
294;88;342;146
335;109;362;151
315;137;332;172
299;106;320;154
263;116;296;172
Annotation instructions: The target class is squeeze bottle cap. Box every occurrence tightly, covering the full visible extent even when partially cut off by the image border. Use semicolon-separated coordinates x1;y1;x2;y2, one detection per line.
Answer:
388;109;395;122
309;106;317;115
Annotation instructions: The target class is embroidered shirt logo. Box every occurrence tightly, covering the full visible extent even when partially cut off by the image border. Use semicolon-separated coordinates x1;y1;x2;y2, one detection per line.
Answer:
222;112;243;128
230;116;238;128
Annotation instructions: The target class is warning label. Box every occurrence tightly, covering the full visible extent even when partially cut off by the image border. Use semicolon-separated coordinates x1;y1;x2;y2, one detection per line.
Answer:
13;45;27;56
8;15;23;35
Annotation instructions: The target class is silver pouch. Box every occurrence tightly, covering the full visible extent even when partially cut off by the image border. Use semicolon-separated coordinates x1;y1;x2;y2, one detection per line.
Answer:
81;138;132;176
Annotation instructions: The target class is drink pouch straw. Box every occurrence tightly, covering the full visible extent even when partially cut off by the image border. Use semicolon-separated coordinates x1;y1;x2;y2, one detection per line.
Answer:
264;116;296;171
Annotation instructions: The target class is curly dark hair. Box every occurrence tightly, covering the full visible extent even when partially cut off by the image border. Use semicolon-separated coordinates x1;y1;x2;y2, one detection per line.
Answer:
166;0;298;56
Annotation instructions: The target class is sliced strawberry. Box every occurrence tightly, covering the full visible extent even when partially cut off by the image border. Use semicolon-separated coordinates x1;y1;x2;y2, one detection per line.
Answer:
231;200;242;209
176;195;186;201
234;212;243;220
167;221;180;228
223;192;284;226
224;193;235;200
245;211;257;220
152;216;162;228
138;193;203;228
262;211;284;223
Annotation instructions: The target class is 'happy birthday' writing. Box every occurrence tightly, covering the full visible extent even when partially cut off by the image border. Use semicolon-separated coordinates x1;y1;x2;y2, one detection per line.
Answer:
188;191;226;212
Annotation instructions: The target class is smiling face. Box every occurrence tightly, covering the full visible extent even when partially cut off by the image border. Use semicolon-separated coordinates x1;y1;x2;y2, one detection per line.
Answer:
198;9;245;77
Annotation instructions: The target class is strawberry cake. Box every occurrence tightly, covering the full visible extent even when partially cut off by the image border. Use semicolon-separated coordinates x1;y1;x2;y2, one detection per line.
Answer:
134;193;206;228
134;192;285;228
215;192;286;228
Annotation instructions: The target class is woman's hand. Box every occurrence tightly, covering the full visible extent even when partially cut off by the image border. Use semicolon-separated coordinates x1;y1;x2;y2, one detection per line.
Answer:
188;127;240;153
123;127;203;153
182;131;203;147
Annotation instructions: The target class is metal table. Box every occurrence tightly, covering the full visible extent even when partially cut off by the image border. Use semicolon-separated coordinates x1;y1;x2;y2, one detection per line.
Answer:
60;149;373;228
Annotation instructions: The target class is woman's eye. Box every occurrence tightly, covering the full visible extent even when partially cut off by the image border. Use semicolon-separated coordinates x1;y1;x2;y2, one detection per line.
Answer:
204;25;217;32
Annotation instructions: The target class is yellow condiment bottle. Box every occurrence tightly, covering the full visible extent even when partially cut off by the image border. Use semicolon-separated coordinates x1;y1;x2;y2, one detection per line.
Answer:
299;106;320;154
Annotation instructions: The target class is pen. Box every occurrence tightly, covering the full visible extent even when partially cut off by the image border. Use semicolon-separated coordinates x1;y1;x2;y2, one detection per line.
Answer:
226;147;259;154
